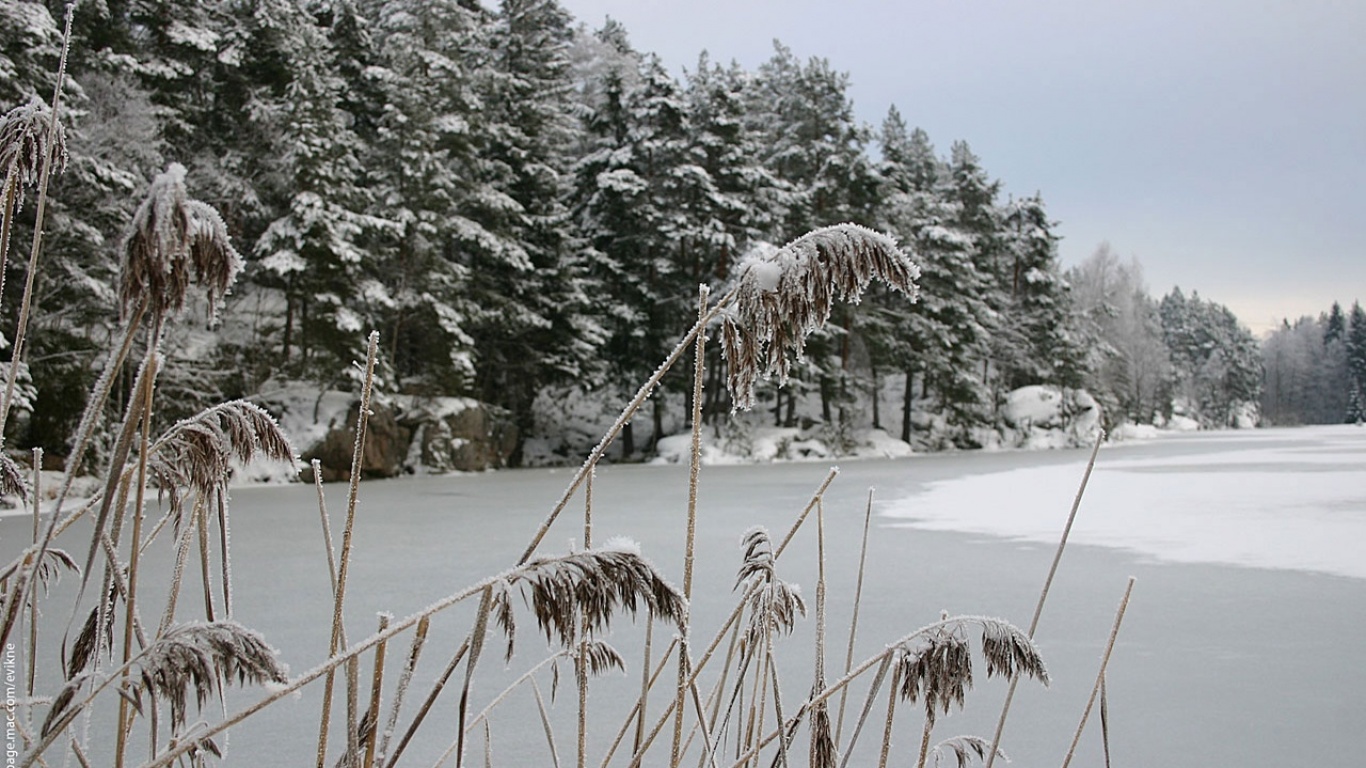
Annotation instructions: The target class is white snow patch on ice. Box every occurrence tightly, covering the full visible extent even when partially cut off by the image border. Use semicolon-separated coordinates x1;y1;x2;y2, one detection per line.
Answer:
883;425;1366;579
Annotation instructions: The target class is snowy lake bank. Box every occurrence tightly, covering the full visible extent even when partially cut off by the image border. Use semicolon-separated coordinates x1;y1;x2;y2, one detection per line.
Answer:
10;425;1363;766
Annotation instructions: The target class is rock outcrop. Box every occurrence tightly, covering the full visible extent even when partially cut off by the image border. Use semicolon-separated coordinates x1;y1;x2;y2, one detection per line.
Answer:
284;392;517;482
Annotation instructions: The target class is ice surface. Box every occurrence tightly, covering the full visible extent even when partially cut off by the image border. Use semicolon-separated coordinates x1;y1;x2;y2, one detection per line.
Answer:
883;424;1366;579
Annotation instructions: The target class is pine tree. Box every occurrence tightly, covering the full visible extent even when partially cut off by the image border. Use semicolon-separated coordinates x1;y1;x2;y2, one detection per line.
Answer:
998;194;1086;390
466;0;598;460
1347;301;1366;423
366;0;492;392
1324;301;1346;345
0;0;63;105
571;38;699;453
247;0;393;388
872;113;991;446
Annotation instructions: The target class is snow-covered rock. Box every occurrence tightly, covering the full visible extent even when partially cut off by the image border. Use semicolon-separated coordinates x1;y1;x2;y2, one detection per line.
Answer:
998;386;1101;449
256;386;516;481
395;395;518;474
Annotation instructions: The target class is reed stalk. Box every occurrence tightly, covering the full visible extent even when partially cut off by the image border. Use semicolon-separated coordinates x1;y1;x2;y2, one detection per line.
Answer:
877;658;902;768
1060;577;1135;768
375;615;429;766
671;285;711;767
530;676;562;768
316;330;380;768
364;613;392;768
114;361;157;768
0;4;73;437
615;469;837;767
383;639;470;768
835;488;874;744
836;653;892;768
983;429;1104;768
26;448;40;699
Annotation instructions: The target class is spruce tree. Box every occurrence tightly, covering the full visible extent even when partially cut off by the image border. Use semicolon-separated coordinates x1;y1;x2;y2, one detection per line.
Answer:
873;113;990;446
999;194;1086;390
366;0;490;392
467;0;595;460
1347;301;1366;422
247;0;392;387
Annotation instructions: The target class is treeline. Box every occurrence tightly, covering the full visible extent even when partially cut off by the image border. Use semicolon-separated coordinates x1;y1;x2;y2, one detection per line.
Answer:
1261;301;1366;425
3;0;1267;463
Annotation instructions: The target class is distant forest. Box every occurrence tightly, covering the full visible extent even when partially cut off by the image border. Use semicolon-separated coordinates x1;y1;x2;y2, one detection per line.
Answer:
1;0;1362;465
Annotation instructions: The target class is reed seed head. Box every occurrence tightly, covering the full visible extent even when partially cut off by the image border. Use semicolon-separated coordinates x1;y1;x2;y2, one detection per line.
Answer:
148;399;297;513
895;617;1048;726
503;546;686;653
126;620;288;732
931;735;1006;768
0;98;67;200
721;223;920;409
64;582;119;680
0;453;28;502
736;528;806;649
120;163;243;322
898;627;972;725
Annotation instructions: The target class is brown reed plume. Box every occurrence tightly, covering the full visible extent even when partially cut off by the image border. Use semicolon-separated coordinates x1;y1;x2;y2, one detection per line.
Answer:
39;620;287;747
119;162;242;322
896;618;1049;728
146;400;297;512
0;97;67;319
720;223;919;408
736;527;806;648
507;545;688;651
0;452;27;501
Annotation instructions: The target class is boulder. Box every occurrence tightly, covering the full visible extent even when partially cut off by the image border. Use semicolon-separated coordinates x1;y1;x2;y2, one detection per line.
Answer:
396;397;518;473
300;400;409;483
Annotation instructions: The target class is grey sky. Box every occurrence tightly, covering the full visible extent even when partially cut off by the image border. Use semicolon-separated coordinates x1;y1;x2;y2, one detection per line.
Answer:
557;0;1366;333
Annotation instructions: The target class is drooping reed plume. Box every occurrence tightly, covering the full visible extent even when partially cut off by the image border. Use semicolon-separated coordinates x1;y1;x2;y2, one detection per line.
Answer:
0;98;68;307
119;162;242;323
893;617;1048;768
720;223;920;408
505;545;688;650
38;621;287;751
146;400;297;515
929;735;1002;768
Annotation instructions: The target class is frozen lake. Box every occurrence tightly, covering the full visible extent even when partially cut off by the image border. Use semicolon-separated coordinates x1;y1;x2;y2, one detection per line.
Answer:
12;424;1364;766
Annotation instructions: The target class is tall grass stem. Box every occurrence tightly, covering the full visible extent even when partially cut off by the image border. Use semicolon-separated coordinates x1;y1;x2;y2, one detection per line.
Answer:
1060;577;1135;768
983;429;1104;768
317;330;380;768
835;488;874;743
0;4;73;437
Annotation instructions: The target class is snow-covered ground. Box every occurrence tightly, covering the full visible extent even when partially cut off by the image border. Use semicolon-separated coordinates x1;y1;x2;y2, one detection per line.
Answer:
884;423;1366;579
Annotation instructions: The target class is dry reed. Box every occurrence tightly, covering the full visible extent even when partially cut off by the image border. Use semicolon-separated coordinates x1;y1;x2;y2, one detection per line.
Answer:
1060;577;1136;768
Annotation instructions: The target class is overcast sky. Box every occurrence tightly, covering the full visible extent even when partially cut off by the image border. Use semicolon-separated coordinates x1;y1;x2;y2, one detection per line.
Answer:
556;0;1365;333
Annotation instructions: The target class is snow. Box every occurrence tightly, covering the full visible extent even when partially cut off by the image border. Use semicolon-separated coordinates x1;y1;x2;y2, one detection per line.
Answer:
255;384;355;463
996;386;1101;450
1109;422;1161;441
166;21;220;53
883;424;1366;579
649;424;911;465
